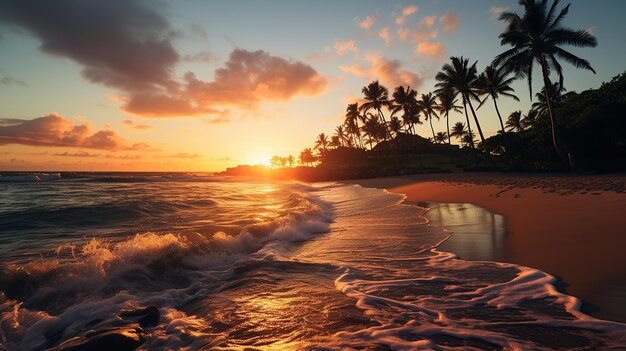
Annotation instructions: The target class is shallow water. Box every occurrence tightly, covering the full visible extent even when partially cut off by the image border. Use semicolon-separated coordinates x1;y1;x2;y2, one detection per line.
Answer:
0;173;625;350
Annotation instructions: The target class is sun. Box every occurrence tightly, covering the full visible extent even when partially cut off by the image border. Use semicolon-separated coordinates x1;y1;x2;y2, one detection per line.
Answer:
258;155;271;167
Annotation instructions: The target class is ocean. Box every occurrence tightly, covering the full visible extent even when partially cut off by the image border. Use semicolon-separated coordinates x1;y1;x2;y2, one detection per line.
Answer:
0;172;625;350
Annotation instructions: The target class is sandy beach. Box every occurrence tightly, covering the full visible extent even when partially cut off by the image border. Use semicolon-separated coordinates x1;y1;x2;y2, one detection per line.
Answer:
348;173;626;323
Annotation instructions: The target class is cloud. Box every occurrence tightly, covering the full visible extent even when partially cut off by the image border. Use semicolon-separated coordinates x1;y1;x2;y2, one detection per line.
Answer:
416;42;446;58
395;5;418;25
204;116;230;124
439;10;459;33
169;152;201;159
355;15;377;30
181;51;217;63
0;1;327;118
121;119;153;130
397;28;412;41
378;27;393;46
340;53;421;89
1;76;27;86
53;151;100;157
333;39;359;56
0;113;148;150
489;6;508;15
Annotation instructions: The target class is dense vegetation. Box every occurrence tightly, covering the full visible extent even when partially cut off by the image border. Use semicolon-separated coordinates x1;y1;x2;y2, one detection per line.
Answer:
233;0;624;177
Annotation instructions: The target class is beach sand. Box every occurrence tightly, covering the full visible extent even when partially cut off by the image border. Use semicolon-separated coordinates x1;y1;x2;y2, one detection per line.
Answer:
347;173;626;323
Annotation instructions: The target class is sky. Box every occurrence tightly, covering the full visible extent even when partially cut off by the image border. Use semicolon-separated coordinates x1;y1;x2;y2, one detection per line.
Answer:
1;0;624;172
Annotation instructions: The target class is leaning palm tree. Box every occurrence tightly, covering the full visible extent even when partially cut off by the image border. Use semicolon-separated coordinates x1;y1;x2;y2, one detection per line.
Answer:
418;92;440;140
435;56;486;147
390;86;420;135
505;111;524;132
437;89;462;144
477;63;519;148
314;133;329;155
434;132;448;144
495;0;597;160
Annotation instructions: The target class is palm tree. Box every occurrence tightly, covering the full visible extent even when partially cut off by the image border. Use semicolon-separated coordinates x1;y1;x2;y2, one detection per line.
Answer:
359;81;397;157
450;121;467;142
477;63;519;148
287;155;294;168
505;111;524;132
389;116;403;136
495;0;597;160
434;132;448;144
532;82;566;116
299;148;315;166
462;132;477;148
314;133;329;156
344;119;361;148
435;56;487;147
390;86;420;135
345;103;364;148
521;108;540;130
418;92;440;140
334;125;348;147
362;113;385;150
437;90;462;144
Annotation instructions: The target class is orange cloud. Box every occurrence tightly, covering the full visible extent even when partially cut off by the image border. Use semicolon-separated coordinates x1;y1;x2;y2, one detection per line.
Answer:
440;10;459;33
333;39;360;56
397;28;411;41
356;15;377;30
0;113;148;150
340;53;421;89
395;5;418;25
416;42;446;58
0;2;327;119
378;27;393;45
489;6;508;15
121;119;153;130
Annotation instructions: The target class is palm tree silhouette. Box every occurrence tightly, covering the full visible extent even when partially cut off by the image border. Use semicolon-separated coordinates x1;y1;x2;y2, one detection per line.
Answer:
495;0;597;161
418;92;440;140
287;155;294;168
390;86;420;135
505;111;524;132
532;82;566;117
345;103;364;148
477;63;519;148
389;116;403;137
299;148;315;166
437;90;462;144
359;81;397;158
521;108;540;130
434;132;448;144
362;113;385;150
334;125;348;147
435;56;486;147
450;121;467;142
314;133;329;156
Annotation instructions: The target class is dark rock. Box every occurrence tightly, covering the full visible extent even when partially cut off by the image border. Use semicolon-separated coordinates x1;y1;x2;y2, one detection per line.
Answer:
47;326;147;351
119;306;160;327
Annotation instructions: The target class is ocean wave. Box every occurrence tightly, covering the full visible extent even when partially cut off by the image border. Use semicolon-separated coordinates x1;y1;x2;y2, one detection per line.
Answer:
0;173;61;182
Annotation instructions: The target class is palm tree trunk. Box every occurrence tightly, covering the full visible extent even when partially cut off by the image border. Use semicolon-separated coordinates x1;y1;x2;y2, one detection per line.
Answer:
461;96;475;148
539;55;567;163
428;113;436;140
465;95;486;145
492;97;509;150
446;111;451;144
377;108;398;161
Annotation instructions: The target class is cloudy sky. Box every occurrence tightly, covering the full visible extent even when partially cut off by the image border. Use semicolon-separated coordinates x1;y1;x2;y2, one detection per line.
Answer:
1;0;623;171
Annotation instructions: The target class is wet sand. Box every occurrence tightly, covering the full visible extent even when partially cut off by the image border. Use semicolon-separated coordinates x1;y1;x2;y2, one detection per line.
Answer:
346;173;626;323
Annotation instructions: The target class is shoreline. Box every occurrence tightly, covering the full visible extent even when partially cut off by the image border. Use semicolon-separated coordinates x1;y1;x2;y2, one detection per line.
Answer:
345;173;626;323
